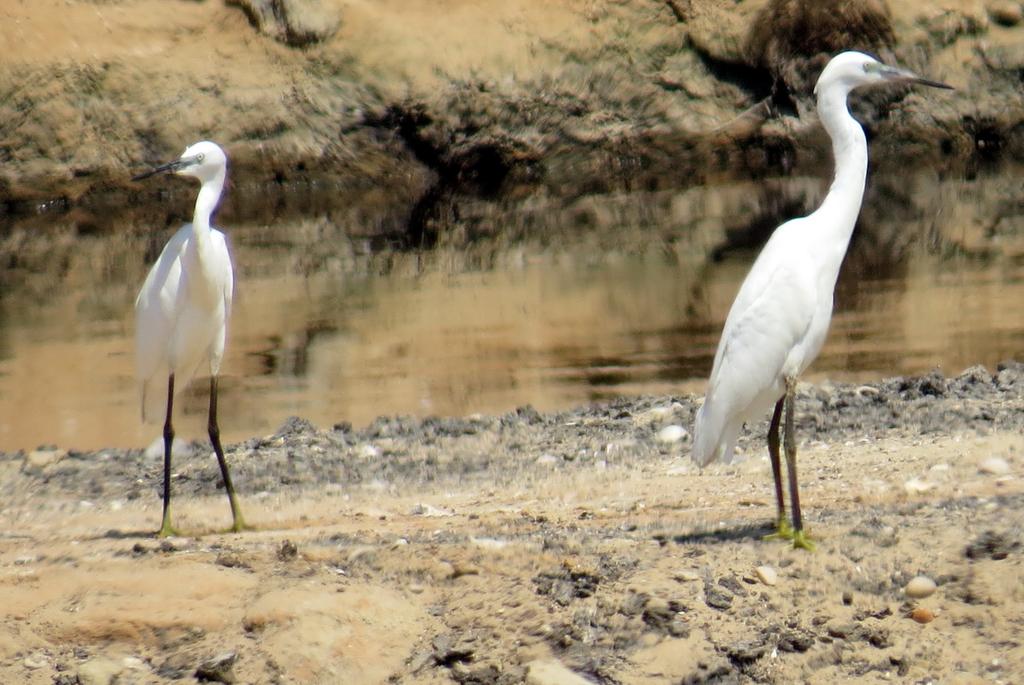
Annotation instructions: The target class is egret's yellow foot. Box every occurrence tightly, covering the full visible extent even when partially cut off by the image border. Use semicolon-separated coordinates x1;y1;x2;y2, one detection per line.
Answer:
224;516;249;534
764;517;795;541
157;515;180;538
792;529;816;551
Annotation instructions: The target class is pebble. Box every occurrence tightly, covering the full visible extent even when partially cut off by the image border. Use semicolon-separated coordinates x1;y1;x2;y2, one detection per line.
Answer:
121;656;148;671
471;537;508;550
277;540;298;561
905;575;937;599
910;607;935;623
990;1;1023;26
655;425;688;444
23;448;67;471
979;456;1011;475
526;659;593;685
535;453;560;467
195;652;237;684
674;570;701;582
410;503;454;517
78;658;125;685
903;477;934;495
754;565;777;586
358;444;381;459
633;405;681;427
23;654;47;669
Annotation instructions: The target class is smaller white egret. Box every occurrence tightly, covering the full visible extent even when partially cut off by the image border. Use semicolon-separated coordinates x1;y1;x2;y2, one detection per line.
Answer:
692;52;951;549
133;141;245;537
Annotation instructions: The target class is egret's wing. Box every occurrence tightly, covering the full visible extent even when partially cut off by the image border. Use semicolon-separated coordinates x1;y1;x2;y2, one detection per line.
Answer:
708;218;805;376
135;225;191;422
693;249;815;466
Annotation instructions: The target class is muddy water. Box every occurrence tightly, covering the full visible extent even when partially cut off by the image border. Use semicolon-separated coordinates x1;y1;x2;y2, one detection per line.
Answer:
1;168;1022;451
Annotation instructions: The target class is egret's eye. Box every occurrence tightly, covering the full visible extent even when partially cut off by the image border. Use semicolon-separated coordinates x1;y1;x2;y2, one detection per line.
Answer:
196;153;205;163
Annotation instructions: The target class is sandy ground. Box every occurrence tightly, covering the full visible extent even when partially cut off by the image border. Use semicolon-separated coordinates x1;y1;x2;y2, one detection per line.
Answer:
1;370;1022;684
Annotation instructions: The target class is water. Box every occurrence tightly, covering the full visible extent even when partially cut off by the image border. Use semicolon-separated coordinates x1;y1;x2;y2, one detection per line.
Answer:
1;167;1022;451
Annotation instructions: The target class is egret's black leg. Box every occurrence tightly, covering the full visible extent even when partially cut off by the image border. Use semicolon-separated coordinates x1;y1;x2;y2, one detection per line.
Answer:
784;378;814;550
764;397;793;539
209;376;246;532
158;374;179;537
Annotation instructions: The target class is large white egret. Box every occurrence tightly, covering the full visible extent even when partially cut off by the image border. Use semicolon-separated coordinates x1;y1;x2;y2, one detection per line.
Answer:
692;52;951;549
133;141;246;537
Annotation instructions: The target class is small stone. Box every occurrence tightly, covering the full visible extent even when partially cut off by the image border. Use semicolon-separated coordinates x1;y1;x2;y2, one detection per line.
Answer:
903;477;934;495
195;652;237;684
215;553;249;569
23;654;47;669
990;1;1023;26
905;575;937;599
470;537;508;550
704;584;733;610
277;539;298;561
228;0;342;46
827;622;858;639
727;640;768;664
78;658;124;685
121;656;147;671
23;448;67;472
410;503;454;517
450;562;480;579
358;444;381;459
655;425;688;444
910;607;935;624
965;530;1019;560
754;565;777;586
674;570;701;582
979;456;1011;475
777;630;814;653
525;659;593;685
634;406;676;427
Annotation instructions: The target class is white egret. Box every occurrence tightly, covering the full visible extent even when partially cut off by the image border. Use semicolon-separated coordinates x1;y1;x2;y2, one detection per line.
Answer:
133;141;246;537
692;52;951;549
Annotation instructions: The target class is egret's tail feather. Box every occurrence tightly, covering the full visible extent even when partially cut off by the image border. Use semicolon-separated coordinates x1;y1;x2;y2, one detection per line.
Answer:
691;399;740;467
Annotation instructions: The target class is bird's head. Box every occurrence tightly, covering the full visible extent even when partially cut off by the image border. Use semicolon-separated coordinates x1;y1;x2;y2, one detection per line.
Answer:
813;51;952;97
132;141;227;183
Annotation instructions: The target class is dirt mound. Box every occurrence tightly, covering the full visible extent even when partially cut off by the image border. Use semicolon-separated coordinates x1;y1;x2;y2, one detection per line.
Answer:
1;0;1022;232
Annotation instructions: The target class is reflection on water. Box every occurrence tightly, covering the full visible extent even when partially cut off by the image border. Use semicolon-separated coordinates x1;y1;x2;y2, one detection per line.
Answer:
1;168;1022;450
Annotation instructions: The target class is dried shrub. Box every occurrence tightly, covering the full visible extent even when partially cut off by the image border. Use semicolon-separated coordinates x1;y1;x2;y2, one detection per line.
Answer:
746;0;895;97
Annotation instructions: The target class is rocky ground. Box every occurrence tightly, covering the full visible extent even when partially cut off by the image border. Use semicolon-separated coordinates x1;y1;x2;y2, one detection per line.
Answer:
1;365;1022;683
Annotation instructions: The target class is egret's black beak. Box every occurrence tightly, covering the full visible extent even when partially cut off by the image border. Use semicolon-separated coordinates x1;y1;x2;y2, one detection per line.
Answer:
907;75;954;90
882;66;954;90
132;155;200;181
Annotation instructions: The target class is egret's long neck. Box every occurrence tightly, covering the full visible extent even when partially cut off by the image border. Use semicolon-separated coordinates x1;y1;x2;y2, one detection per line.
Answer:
813;84;868;255
191;171;225;236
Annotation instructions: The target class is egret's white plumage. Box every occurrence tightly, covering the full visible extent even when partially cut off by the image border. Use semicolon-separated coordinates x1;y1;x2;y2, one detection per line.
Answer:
691;52;951;547
133;140;245;536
